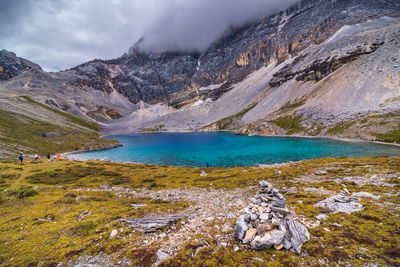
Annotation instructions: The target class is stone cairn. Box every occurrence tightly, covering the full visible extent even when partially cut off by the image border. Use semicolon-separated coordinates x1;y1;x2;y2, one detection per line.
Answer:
234;181;310;253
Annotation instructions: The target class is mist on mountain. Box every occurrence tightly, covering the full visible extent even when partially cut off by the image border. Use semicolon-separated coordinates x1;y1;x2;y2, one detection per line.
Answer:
0;0;299;71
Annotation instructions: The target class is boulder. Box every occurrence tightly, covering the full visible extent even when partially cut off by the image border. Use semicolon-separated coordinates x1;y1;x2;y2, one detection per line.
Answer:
120;215;183;233
315;190;363;214
234;214;249;240
243;228;257;244
286;219;310;253
316;214;329;220
352;192;380;200
250;229;285;250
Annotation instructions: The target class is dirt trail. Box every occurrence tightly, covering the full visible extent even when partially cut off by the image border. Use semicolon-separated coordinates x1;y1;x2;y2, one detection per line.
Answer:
74;186;256;255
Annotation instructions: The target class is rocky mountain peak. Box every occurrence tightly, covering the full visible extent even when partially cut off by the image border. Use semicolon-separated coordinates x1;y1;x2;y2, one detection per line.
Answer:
0;49;42;81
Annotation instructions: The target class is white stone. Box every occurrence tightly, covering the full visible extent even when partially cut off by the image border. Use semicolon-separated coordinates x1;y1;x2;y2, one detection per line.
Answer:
200;171;207;177
315;170;328;175
259;213;269;221
352;192;380;199
220;242;228;247
223;223;232;232
156;249;169;264
109;229;118;239
316;214;329;220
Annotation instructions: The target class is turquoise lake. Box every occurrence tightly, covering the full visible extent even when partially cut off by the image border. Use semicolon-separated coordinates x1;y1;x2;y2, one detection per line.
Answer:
69;132;400;167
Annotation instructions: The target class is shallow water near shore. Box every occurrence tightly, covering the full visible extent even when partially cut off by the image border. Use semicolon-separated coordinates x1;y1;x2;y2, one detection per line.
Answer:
69;132;400;167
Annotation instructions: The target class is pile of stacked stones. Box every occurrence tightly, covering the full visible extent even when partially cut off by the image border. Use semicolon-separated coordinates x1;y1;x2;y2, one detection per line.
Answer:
234;181;310;253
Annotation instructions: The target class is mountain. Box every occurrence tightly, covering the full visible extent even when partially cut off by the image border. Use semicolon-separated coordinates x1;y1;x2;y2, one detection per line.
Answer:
0;0;399;143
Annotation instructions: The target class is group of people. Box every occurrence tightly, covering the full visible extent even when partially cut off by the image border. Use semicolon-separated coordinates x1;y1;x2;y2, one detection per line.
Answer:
18;153;63;164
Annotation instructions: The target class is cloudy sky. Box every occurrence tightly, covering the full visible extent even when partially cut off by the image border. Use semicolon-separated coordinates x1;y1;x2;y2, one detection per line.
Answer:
0;0;299;71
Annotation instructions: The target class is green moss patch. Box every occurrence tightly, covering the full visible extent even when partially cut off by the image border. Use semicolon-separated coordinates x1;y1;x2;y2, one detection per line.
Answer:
326;121;356;135
269;114;304;134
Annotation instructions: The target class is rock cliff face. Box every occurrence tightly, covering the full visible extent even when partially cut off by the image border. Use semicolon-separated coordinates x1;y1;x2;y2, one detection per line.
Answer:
57;0;400;108
0;50;42;81
0;0;399;141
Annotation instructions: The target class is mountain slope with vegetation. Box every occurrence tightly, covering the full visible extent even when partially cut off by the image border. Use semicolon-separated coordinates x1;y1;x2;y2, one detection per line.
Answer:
0;91;119;158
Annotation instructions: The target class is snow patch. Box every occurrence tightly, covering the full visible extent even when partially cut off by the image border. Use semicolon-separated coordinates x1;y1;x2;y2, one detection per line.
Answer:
325;16;399;44
191;99;204;107
198;83;225;92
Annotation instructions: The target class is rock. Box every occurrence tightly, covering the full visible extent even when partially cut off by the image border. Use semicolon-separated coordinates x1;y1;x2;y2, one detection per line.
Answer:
234;215;249;240
120;215;184;233
76;195;88;201
316;214;329;220
259;181;272;188
222;223;232;232
220;242;228;247
250;213;258;221
304;187;319;192
233;246;240;252
130;204;147;209
279;188;288;194
315;190;363;214
271;197;286;208
251;229;285;250
35;215;55;223
259;213;270;221
282;238;292;250
352;192;380;199
243;228;257;244
155;249;169;265
76;210;92;221
271;206;291;215
257;224;275;235
315;170;328;175
286;218;310;254
109;229;118;239
200;171;207;177
253;257;265;262
274;243;284;250
100;184;112;190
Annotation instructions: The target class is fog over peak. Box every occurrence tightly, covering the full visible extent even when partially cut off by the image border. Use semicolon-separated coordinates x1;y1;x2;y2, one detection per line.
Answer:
0;0;300;71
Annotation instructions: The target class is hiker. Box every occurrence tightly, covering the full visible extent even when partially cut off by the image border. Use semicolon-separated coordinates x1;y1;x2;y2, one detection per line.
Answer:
18;154;24;164
34;154;39;160
47;153;51;162
206;162;209;168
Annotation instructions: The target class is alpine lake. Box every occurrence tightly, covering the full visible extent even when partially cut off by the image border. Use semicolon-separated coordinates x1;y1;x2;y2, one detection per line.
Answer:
68;132;400;167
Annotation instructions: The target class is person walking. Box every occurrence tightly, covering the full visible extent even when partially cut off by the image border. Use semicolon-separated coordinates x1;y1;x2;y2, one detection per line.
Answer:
47;153;51;162
18;153;24;164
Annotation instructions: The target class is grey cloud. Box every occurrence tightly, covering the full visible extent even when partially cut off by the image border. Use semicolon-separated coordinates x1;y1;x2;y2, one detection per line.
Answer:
0;0;300;71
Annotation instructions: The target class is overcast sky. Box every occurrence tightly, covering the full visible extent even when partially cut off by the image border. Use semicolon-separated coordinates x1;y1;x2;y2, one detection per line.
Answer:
0;0;299;71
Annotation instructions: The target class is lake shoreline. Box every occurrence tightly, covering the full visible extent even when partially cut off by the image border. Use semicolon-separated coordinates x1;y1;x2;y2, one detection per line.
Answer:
103;129;400;147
